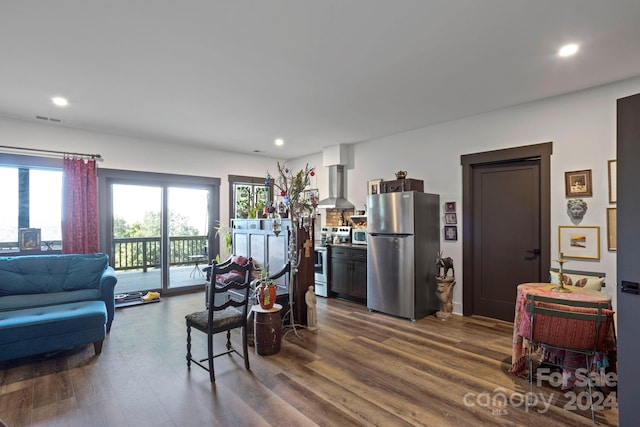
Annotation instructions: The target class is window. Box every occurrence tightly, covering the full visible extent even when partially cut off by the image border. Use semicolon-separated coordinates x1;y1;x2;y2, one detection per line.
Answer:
0;167;19;251
30;169;63;246
233;183;270;218
229;175;272;219
0;155;63;253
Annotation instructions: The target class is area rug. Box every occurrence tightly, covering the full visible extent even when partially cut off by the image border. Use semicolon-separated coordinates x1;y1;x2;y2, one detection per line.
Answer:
115;292;161;308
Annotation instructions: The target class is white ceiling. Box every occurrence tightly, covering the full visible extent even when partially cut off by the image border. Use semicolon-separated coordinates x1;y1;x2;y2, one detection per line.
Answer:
2;1;640;159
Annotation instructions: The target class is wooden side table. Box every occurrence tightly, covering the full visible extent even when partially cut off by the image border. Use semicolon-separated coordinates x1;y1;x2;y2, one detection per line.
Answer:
253;303;282;355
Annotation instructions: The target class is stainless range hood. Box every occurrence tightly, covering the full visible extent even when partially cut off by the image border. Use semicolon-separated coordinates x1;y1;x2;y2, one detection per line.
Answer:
316;164;355;209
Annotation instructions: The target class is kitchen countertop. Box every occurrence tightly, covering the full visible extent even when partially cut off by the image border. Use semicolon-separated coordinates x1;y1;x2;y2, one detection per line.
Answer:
326;243;367;250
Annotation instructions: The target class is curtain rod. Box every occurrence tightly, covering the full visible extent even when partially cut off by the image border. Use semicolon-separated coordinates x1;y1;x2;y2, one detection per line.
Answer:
0;145;104;162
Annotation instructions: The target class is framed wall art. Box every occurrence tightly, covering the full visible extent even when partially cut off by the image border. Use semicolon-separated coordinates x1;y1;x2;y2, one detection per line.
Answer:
444;213;457;224
558;225;600;259
445;202;456;212
444;226;457;241
607;207;616;251
368;179;382;195
608;160;617;204
19;228;41;251
565;169;593;197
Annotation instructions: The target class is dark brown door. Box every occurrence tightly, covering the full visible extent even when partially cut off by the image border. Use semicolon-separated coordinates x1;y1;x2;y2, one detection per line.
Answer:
472;160;542;321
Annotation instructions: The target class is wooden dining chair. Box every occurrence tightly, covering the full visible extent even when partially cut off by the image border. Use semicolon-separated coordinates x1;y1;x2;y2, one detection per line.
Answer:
185;259;252;382
202;255;254;308
525;294;614;423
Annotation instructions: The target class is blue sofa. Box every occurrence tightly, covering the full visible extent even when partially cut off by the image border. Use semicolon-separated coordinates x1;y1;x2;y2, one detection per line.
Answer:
0;253;117;362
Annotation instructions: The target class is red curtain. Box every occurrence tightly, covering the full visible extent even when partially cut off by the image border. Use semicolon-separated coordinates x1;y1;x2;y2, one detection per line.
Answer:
61;157;99;253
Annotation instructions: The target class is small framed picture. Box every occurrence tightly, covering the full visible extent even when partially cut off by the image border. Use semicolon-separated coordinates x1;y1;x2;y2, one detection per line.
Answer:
607;208;616;251
368;179;382;195
20;228;41;251
558;225;600;259
445;202;456;212
565;169;593;197
444;226;457;241
608;160;616;204
444;213;457;224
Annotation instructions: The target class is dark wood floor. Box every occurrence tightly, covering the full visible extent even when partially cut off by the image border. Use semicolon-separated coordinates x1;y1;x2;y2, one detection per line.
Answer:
0;293;617;426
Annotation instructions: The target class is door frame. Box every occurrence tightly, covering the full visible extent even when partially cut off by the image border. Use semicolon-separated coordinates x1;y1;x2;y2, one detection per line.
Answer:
461;142;552;316
98;168;220;295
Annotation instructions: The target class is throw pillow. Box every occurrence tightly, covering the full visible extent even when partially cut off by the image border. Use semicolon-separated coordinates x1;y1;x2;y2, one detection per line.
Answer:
549;271;604;291
216;272;245;284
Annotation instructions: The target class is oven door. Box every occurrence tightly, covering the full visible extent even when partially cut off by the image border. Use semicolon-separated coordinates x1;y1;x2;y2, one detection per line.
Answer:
314;248;328;297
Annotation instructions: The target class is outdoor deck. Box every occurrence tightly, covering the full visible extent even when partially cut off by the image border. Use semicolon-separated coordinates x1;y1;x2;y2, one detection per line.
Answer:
114;264;207;295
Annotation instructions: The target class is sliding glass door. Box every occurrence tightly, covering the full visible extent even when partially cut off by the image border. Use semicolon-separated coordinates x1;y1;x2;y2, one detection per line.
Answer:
111;183;162;294
167;186;210;290
99;169;220;297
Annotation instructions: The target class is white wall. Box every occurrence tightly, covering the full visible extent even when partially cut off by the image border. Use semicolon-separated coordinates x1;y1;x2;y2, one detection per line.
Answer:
0;116;282;256
299;75;640;313
3;74;640;312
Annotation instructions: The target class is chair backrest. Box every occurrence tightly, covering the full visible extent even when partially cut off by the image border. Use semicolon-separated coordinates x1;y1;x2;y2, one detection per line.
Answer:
203;255;254;282
209;259;252;322
525;294;613;352
264;263;291;290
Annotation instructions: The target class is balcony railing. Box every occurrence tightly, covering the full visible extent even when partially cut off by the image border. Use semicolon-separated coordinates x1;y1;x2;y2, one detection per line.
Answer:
0;236;209;273
113;235;208;272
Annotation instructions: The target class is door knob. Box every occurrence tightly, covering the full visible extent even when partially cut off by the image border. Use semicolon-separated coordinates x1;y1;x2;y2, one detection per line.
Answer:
526;249;541;256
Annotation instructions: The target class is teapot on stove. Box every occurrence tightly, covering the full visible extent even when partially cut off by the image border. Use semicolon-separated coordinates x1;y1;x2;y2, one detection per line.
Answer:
395;170;407;179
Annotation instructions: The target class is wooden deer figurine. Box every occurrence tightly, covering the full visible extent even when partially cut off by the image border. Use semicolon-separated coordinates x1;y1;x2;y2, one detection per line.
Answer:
435;250;454;279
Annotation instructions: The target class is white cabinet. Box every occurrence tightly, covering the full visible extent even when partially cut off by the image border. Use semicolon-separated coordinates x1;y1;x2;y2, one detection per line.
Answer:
231;219;291;288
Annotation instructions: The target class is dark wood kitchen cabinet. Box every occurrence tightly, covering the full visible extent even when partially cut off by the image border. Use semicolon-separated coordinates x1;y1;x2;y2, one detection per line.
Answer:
328;245;367;303
380;178;424;193
351;250;367;299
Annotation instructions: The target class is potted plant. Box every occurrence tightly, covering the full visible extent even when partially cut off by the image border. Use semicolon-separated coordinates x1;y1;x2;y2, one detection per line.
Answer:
236;187;251;218
255;268;277;309
236;199;250;218
214;221;232;263
252;201;266;218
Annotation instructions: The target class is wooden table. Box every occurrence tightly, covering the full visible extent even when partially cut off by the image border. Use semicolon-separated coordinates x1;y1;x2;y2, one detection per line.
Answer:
509;283;616;383
253;303;283;356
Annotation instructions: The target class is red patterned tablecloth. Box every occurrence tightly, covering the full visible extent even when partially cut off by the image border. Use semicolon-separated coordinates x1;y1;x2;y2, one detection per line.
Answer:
509;283;615;378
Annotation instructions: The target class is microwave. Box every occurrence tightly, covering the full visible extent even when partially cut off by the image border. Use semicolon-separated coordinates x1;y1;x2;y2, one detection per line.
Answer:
352;229;367;245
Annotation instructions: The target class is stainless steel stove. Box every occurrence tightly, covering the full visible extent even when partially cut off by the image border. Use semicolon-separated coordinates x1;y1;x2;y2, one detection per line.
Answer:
329;226;351;244
314;246;328;297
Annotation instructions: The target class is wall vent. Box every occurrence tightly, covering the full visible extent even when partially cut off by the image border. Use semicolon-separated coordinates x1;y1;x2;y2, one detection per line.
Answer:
36;115;62;123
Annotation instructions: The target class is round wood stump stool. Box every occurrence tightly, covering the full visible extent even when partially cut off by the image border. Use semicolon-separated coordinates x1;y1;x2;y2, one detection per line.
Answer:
253;303;282;356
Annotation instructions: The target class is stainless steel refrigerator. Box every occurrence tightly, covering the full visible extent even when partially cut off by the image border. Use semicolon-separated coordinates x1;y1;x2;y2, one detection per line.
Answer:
367;191;440;320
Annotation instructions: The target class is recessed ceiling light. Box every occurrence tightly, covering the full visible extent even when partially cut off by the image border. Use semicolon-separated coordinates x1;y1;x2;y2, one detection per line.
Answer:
274;138;284;146
558;44;579;57
52;97;68;107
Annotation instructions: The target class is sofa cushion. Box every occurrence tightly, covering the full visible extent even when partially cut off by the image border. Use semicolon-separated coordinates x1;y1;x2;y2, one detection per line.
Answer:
0;300;107;344
549;271;604;291
0;254;108;296
0;289;101;312
0;256;68;295
64;255;108;290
